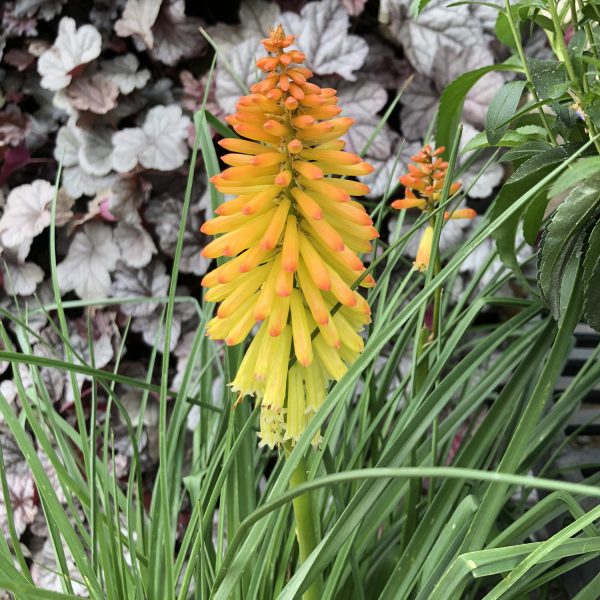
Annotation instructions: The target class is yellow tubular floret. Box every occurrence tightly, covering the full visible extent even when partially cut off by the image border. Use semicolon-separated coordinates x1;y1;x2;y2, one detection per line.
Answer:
290;289;313;367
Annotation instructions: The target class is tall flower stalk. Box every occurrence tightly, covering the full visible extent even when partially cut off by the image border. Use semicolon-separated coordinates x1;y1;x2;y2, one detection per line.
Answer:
201;25;378;592
393;145;472;541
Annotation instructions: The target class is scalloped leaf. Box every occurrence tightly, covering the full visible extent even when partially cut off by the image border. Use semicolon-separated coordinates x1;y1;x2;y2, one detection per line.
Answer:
538;176;600;319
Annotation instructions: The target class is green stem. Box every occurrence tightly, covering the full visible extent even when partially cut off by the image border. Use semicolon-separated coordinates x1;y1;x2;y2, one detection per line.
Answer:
548;0;578;84
464;262;584;552
578;0;600;56
430;254;443;341
503;0;559;145
547;0;600;154
285;445;322;600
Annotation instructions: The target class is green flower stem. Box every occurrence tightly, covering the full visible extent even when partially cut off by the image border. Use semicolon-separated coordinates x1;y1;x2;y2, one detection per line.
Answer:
284;444;322;600
463;261;584;552
548;0;579;85
578;0;600;58
547;0;600;154
503;0;558;145
430;254;443;342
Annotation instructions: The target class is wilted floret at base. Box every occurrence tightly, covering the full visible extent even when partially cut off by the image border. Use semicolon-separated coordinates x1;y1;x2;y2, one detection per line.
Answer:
201;25;377;448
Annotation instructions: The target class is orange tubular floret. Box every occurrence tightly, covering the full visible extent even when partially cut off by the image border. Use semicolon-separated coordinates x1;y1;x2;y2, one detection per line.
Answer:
391;198;427;210
218;138;273;154
298;233;331;291
293;161;324;180
215;195;249;215
291;188;323;220
281;215;300;272
201;24;378;448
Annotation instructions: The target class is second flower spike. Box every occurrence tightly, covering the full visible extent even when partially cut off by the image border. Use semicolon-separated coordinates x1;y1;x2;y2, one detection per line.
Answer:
201;25;378;448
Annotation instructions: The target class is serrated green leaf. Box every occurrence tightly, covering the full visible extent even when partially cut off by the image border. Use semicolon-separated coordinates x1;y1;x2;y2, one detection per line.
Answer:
486;80;527;145
507;143;581;184
538;176;600;319
500;140;553;162
528;59;570;99
582;218;600;331
491;145;581;284
462;130;527;153
549;156;600;197
514;124;548;137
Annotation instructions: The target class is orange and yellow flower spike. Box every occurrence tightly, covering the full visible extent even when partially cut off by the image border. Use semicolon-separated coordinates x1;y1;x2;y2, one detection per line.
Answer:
201;25;378;448
392;145;475;272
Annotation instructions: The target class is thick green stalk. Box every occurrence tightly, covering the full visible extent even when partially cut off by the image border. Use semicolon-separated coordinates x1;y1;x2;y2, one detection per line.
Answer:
547;0;600;154
463;264;584;553
285;445;322;600
503;0;558;145
578;0;600;60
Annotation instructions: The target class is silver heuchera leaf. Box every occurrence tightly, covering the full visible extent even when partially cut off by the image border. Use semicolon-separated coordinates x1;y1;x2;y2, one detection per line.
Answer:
131;289;196;353
2;245;44;296
78;127;114;177
335;79;393;160
459;124;504;199
115;222;157;269
342;0;367;16
112;261;170;318
69;310;118;372
400;46;504;140
31;326;65;401
55;121;115;199
114;0;162;48
37;17;102;91
0;381;17;419
0;427;37;539
145;195;210;275
101;54;150;94
400;74;439;141
57;222;121;299
108;175;151;224
358;34;410;89
65;73;119;114
111;105;191;172
207;0;280;58
180;70;222;118
0;472;38;538
215;38;263;115
31;538;88;596
0;106;29;147
363;139;422;199
37;449;67;504
10;0;67;21
0;180;54;248
279;0;368;80
394;203;478;258
149;0;206;66
379;0;486;75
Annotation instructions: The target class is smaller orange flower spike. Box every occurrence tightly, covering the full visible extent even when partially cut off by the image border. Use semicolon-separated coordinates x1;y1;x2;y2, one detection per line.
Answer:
392;145;474;272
